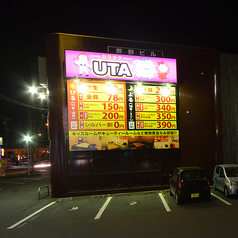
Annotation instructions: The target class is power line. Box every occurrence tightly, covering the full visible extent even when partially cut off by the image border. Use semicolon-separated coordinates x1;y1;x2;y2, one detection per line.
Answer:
0;94;47;111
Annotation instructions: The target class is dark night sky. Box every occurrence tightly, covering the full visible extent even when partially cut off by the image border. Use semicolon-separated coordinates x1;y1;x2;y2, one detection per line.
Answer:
1;0;238;146
2;1;238;93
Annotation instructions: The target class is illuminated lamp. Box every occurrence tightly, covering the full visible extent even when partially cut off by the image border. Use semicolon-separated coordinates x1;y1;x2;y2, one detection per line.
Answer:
161;85;171;95
107;78;111;84
77;84;88;93
39;93;46;100
135;86;143;95
29;86;37;94
24;135;32;142
135;79;143;94
74;76;80;83
106;85;117;94
167;81;171;87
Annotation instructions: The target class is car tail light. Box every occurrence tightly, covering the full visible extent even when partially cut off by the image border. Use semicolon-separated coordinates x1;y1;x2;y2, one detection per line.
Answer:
178;179;182;191
207;179;210;187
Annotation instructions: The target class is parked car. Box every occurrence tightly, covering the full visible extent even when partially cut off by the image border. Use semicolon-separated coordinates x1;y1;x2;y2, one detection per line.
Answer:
169;167;210;204
213;164;238;197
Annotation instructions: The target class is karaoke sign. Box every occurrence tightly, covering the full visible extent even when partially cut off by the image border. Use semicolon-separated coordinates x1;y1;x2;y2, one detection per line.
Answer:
65;50;177;83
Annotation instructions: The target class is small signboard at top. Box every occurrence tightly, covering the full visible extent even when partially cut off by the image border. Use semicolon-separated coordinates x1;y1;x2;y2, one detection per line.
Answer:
107;46;164;57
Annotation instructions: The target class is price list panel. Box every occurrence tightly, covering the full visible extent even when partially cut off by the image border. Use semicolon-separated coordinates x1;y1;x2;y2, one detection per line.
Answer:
67;80;127;131
68;80;179;151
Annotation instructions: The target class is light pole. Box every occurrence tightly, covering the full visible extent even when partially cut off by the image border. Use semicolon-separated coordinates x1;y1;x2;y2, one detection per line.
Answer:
27;83;50;167
28;83;50;150
24;135;31;176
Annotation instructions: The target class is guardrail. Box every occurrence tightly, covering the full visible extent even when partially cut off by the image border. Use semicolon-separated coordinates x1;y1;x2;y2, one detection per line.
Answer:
38;185;50;200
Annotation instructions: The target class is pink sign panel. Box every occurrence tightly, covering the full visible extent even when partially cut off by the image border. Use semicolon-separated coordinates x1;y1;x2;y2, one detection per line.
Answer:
65;50;177;83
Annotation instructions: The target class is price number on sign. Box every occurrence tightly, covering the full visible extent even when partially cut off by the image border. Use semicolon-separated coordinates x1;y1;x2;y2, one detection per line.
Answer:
107;94;124;102
157;113;176;120
156;86;176;95
157;121;177;129
102;103;124;111
156;95;176;103
156;104;176;112
102;112;124;120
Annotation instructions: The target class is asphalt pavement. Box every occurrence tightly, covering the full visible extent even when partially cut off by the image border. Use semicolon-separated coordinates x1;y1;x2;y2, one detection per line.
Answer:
1;166;238;238
4;165;36;176
0;166;55;236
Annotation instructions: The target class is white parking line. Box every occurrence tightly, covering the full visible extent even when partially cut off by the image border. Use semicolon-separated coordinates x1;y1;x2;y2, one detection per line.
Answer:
2;181;25;185
158;193;171;212
211;192;232;205
94;197;112;220
7;201;56;229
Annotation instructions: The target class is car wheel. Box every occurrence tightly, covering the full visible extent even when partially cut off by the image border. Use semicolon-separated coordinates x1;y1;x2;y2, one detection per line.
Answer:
206;193;211;201
175;192;181;204
169;187;173;196
224;186;230;197
213;182;217;191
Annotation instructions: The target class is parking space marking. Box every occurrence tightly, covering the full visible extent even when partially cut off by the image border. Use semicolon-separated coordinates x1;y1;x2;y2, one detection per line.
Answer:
94;196;112;220
158;192;171;212
211;192;232;205
1;181;25;185
7;201;57;229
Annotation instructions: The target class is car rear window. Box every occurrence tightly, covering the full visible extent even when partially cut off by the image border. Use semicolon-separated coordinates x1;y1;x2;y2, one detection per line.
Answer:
181;170;207;181
225;167;238;177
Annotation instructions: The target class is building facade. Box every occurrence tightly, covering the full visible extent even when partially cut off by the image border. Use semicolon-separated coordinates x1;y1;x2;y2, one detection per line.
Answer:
46;33;222;197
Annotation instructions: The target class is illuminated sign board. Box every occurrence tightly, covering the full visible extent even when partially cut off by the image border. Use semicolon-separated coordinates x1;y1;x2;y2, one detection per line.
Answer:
66;50;178;151
65;50;177;83
67;80;179;151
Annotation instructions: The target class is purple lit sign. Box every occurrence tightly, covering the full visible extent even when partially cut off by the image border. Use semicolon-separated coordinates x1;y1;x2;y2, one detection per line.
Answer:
65;50;177;83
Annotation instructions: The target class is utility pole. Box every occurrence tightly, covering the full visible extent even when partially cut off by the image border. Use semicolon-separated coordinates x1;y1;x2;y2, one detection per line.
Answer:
4;116;8;160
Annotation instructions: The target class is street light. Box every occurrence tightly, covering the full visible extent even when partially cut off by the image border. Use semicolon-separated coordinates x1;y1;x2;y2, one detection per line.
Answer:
23;135;32;176
39;92;46;100
29;86;38;94
26;83;50;165
28;85;48;100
